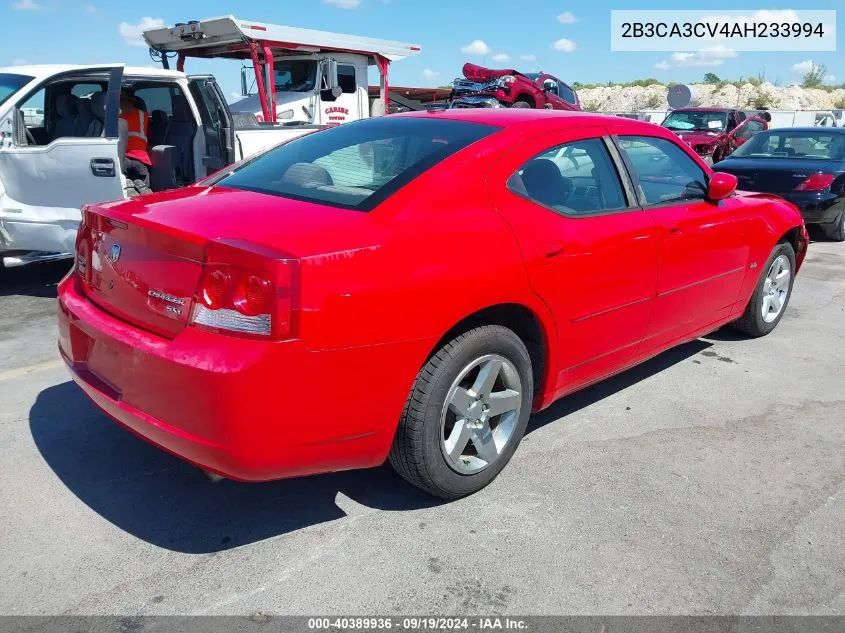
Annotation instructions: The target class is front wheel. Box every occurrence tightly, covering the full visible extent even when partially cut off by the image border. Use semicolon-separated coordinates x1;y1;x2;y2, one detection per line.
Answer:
510;100;532;109
732;241;796;337
389;325;533;499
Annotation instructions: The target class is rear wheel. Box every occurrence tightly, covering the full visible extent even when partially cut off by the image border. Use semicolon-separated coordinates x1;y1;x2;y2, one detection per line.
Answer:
732;241;795;337
822;211;845;242
389;325;533;499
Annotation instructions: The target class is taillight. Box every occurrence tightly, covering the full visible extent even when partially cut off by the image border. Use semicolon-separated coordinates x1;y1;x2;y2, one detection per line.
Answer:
190;240;297;340
793;172;835;191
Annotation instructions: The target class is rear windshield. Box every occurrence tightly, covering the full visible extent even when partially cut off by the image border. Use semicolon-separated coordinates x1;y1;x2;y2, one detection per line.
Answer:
731;131;845;160
0;73;34;108
214;116;498;210
663;110;727;132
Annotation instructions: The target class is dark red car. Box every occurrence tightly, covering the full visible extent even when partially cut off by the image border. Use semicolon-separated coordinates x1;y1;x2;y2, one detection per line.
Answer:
58;109;807;499
662;107;768;164
450;63;580;111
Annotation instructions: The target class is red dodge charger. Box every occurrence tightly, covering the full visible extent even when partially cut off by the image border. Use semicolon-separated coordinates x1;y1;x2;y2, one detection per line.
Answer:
57;109;809;498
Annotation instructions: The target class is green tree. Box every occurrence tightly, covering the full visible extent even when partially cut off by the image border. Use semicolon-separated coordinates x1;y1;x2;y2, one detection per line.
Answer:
801;62;827;88
703;72;721;84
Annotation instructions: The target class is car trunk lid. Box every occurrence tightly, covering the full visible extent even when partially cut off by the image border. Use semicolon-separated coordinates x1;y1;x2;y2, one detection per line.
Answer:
718;157;841;193
75;185;374;339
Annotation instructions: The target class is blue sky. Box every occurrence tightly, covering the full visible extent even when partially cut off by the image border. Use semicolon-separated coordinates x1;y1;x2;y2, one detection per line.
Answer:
5;1;842;100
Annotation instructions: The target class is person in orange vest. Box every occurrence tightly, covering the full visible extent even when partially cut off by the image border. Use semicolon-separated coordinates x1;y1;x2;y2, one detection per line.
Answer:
119;88;152;194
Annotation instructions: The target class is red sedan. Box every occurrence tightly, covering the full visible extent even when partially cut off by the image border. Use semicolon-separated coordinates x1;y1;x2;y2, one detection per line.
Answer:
57;109;809;498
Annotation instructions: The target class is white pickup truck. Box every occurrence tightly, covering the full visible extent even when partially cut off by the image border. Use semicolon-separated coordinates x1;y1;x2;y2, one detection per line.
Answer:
0;16;421;267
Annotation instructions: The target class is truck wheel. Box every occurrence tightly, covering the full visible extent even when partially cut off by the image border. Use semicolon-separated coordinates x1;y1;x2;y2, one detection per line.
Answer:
823;212;845;242
711;149;723;164
389;325;533;499
511;99;533;109
732;241;795;337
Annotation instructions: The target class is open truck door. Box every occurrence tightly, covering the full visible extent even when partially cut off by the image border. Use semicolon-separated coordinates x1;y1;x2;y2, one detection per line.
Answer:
187;75;236;172
0;65;125;258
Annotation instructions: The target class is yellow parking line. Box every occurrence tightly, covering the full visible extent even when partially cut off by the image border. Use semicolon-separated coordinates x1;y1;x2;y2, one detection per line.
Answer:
0;359;64;381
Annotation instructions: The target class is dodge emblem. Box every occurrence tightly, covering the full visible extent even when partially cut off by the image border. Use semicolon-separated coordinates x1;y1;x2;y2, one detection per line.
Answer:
110;243;121;263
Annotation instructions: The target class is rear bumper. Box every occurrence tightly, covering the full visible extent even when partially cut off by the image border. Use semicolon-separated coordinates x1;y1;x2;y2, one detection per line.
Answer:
57;274;429;482
777;191;843;225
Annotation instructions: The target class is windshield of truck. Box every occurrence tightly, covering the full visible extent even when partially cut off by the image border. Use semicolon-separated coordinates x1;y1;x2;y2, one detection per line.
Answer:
731;131;845;160
212;117;499;211
663;111;727;132
274;61;318;92
0;73;34;108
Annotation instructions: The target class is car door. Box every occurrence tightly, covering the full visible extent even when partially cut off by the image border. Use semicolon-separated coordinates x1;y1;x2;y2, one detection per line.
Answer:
486;126;658;398
612;132;752;351
318;62;361;125
188;75;236;175
0;65;124;213
728;117;768;154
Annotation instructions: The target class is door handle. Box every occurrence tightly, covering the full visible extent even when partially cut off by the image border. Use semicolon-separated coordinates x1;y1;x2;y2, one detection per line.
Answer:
90;158;116;178
667;226;683;237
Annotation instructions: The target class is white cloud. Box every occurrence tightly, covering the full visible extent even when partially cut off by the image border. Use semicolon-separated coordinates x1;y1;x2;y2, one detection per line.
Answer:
824;74;836;83
460;40;491;56
322;0;362;7
421;69;440;79
670;46;737;67
557;11;578;24
86;5;97;13
552;38;577;53
654;61;670;70
791;59;815;73
519;54;536;61
491;53;510;63
118;17;165;47
13;0;43;10
12;59;28;65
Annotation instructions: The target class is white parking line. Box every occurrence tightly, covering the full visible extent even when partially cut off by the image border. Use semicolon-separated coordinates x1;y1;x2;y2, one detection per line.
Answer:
0;360;64;381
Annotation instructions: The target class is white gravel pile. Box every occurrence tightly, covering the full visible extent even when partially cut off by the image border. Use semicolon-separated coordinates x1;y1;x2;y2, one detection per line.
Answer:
578;82;845;112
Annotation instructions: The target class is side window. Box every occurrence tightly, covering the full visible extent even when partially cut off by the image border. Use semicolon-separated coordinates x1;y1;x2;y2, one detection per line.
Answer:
507;137;628;216
20;88;45;130
617;135;707;205
338;65;356;94
189;81;221;126
559;83;577;105
133;86;175;115
71;83;102;98
735;120;765;141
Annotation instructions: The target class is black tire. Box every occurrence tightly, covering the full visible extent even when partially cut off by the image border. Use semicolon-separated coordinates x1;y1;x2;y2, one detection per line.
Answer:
711;149;722;165
511;99;532;109
389;325;533;499
822;211;845;242
732;241;796;337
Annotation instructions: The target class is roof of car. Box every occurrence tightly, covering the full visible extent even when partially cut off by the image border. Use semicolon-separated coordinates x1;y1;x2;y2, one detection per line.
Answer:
398;107;658;131
0;64;185;80
757;126;845;134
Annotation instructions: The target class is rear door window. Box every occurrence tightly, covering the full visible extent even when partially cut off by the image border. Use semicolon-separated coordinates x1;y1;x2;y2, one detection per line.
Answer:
507;137;628;215
213;117;498;210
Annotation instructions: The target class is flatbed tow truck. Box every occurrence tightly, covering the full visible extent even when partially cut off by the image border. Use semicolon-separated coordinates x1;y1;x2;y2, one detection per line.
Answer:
0;16;432;267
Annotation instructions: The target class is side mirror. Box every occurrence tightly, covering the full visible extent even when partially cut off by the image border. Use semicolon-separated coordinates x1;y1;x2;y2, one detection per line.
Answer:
707;172;738;201
240;67;249;96
324;59;339;92
542;80;555;93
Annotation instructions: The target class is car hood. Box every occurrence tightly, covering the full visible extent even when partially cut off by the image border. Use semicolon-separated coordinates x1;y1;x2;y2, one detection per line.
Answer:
461;63;522;83
670;130;723;145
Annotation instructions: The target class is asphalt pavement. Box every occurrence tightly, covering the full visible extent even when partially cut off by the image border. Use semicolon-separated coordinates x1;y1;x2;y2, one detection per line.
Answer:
0;243;843;615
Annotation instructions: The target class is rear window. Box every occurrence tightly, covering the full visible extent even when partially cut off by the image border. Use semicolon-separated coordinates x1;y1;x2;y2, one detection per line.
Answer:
0;73;34;108
214;117;498;210
732;131;845;160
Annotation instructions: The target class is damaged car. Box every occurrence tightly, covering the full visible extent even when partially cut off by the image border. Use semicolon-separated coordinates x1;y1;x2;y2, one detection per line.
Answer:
449;63;580;111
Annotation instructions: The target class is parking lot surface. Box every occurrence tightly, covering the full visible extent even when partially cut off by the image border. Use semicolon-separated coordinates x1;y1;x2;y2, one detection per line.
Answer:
0;243;843;615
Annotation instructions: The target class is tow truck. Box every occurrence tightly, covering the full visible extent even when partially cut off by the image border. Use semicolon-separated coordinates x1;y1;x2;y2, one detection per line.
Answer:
0;16;422;267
